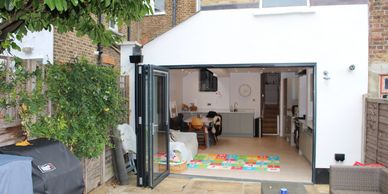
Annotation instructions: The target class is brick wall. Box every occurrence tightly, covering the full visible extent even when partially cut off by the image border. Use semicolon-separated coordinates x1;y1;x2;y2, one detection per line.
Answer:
130;0;197;44
53;18;127;67
54;29;97;64
369;0;388;97
177;0;197;24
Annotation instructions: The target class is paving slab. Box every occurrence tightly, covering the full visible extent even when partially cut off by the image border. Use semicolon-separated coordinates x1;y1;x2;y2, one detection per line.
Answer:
90;174;328;194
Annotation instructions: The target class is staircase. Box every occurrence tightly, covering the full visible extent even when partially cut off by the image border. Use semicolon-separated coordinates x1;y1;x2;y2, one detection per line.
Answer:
262;104;279;134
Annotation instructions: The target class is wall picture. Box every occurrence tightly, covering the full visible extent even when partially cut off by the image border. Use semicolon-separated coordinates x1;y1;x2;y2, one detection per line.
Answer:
380;74;388;96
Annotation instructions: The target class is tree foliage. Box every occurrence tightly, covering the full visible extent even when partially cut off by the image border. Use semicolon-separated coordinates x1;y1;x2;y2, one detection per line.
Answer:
0;0;152;52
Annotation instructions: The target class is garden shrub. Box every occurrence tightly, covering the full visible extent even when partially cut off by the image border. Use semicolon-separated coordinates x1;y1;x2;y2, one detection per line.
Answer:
31;60;125;158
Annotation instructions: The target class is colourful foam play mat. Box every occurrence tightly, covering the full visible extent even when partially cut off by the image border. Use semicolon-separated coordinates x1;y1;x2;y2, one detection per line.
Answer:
187;154;280;172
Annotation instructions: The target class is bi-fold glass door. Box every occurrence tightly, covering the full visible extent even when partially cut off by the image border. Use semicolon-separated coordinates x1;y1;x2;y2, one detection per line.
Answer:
136;64;170;188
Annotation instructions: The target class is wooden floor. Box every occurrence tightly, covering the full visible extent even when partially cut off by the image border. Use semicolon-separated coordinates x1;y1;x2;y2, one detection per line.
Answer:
179;136;312;183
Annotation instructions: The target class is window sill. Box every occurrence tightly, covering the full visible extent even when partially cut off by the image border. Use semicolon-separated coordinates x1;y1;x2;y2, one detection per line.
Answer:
145;11;166;17
253;6;315;16
109;28;124;36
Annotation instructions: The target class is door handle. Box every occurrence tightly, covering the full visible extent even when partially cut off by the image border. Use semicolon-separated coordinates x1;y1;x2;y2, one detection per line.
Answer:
152;124;158;135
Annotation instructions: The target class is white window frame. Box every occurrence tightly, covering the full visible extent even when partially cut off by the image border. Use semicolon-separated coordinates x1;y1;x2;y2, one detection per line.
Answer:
254;0;314;16
196;0;201;12
108;19;119;32
259;0;310;8
148;0;166;16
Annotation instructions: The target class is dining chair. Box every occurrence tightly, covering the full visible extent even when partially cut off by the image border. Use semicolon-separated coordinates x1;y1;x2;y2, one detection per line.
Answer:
189;117;208;148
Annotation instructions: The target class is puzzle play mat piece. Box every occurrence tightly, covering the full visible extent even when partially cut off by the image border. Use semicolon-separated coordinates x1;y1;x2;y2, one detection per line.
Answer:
187;154;280;172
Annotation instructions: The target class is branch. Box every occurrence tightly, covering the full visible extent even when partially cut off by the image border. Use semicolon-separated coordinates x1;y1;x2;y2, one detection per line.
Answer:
0;0;35;40
0;20;24;41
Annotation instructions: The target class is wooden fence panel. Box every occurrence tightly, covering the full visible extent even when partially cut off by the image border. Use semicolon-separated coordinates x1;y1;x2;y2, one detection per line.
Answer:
119;75;130;124
0;57;44;147
365;98;388;167
365;101;379;164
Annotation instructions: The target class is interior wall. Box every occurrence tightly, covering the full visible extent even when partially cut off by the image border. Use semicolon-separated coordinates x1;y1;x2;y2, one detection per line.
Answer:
179;71;261;116
280;72;299;136
142;4;369;168
298;75;308;117
170;71;184;111
229;73;261;116
182;71;231;111
306;69;314;121
287;78;299;108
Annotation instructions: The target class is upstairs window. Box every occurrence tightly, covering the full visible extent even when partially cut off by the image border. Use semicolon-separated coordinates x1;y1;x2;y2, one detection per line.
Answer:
261;0;309;8
150;0;165;14
108;19;118;32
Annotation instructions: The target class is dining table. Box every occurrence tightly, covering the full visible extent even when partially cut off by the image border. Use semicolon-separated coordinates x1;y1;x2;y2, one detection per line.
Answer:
183;116;212;126
183;116;212;148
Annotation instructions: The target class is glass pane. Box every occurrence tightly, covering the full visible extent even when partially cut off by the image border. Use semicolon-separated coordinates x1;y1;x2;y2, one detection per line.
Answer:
145;73;150;176
202;0;259;7
152;71;168;182
154;0;165;13
262;0;307;8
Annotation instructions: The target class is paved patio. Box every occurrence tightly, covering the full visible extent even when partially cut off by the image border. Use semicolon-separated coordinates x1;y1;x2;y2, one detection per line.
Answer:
90;174;329;194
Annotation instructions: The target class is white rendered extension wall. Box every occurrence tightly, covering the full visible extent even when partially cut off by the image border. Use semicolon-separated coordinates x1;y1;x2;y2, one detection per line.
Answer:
142;5;369;169
7;30;54;63
120;42;141;132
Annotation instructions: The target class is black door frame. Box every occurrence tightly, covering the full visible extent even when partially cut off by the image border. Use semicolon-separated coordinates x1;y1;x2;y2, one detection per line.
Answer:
135;64;170;188
161;62;318;183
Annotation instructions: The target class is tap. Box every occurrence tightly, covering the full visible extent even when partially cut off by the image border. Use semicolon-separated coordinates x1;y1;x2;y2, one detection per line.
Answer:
233;102;238;112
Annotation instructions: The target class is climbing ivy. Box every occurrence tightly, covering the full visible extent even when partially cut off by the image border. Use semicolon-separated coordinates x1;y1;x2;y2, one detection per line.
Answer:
0;58;47;137
1;58;125;158
30;60;125;158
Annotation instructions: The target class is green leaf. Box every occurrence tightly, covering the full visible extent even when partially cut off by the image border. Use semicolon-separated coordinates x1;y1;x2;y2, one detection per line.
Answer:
44;0;55;10
70;0;78;6
61;0;68;10
54;0;63;11
1;0;153;52
10;42;20;51
0;0;5;9
1;39;10;49
4;0;13;11
104;0;111;7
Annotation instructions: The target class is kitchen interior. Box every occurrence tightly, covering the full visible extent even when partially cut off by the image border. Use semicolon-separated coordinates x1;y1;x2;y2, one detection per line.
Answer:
169;66;314;181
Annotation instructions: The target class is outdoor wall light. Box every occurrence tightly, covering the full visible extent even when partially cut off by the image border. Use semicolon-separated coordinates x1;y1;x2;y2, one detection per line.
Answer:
323;70;330;80
348;64;355;71
335;153;345;162
22;46;33;54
